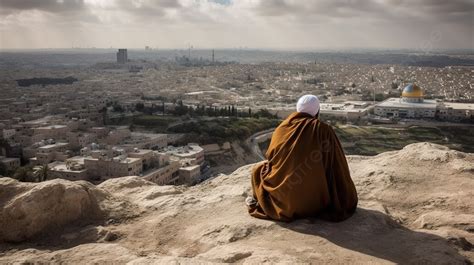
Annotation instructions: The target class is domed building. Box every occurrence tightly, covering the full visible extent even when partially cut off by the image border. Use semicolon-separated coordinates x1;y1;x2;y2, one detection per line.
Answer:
401;84;424;103
374;83;438;119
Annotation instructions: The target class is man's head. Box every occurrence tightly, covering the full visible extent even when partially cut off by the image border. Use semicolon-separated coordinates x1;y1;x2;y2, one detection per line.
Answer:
296;94;320;117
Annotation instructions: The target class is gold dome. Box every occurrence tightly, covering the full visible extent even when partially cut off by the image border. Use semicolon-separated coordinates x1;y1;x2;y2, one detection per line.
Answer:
402;84;423;98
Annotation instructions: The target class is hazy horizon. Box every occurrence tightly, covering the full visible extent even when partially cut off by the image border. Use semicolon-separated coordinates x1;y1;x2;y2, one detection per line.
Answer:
1;47;474;53
1;0;473;51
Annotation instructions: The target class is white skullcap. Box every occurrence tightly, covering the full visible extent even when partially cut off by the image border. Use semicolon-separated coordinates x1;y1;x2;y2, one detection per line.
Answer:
296;95;320;117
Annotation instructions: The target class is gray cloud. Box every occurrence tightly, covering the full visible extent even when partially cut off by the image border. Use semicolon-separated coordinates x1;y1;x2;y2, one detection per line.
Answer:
0;0;472;49
255;0;474;20
409;0;474;13
0;0;87;14
0;0;181;19
116;0;181;14
256;0;393;18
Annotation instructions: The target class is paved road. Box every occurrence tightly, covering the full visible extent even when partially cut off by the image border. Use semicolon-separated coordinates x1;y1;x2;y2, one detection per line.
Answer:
245;128;275;161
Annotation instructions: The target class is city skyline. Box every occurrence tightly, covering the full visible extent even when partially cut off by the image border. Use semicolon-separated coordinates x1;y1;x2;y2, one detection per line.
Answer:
0;0;473;50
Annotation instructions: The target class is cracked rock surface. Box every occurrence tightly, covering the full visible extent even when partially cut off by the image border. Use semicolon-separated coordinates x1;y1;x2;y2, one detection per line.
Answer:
1;142;473;264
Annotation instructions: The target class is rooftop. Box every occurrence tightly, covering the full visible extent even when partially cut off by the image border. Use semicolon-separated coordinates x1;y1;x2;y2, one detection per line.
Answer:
376;98;438;109
0;157;19;163
38;142;69;150
84;155;141;164
163;144;203;157
49;161;87;173
66;156;86;164
320;101;372;113
180;164;200;171
131;132;167;138
129;149;153;155
440;102;474;110
37;125;67;130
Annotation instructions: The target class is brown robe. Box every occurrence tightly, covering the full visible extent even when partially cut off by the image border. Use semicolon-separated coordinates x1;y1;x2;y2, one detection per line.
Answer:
249;112;358;222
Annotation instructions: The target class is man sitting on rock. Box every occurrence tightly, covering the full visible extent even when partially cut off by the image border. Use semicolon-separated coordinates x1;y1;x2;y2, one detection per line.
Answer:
247;95;358;222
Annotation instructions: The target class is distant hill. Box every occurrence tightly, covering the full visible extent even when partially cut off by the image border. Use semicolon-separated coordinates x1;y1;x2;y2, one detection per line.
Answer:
1;49;473;68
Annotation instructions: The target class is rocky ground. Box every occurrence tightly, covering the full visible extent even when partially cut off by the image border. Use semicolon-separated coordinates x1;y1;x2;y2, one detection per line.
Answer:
0;142;473;264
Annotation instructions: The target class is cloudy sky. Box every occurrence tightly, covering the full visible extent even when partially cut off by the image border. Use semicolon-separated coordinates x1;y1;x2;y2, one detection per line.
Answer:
0;0;473;50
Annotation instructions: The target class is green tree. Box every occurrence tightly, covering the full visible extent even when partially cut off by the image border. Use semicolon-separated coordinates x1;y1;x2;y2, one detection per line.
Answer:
12;166;35;182
135;103;145;112
113;104;124;112
375;93;385;101
99;106;108;125
35;164;50;182
253;109;277;119
391;82;399;89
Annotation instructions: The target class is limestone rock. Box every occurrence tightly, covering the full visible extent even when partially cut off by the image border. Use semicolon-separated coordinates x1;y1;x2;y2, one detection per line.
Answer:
0;179;106;242
0;142;473;263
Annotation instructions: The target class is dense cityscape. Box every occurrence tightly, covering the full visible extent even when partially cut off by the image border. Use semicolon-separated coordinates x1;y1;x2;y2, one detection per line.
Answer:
0;48;473;184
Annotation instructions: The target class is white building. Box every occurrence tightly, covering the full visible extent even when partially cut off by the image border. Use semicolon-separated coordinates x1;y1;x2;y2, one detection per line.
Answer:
375;98;438;119
375;84;438;119
0;156;20;172
375;84;473;121
178;165;201;184
437;102;474;122
162;143;205;166
268;101;372;120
